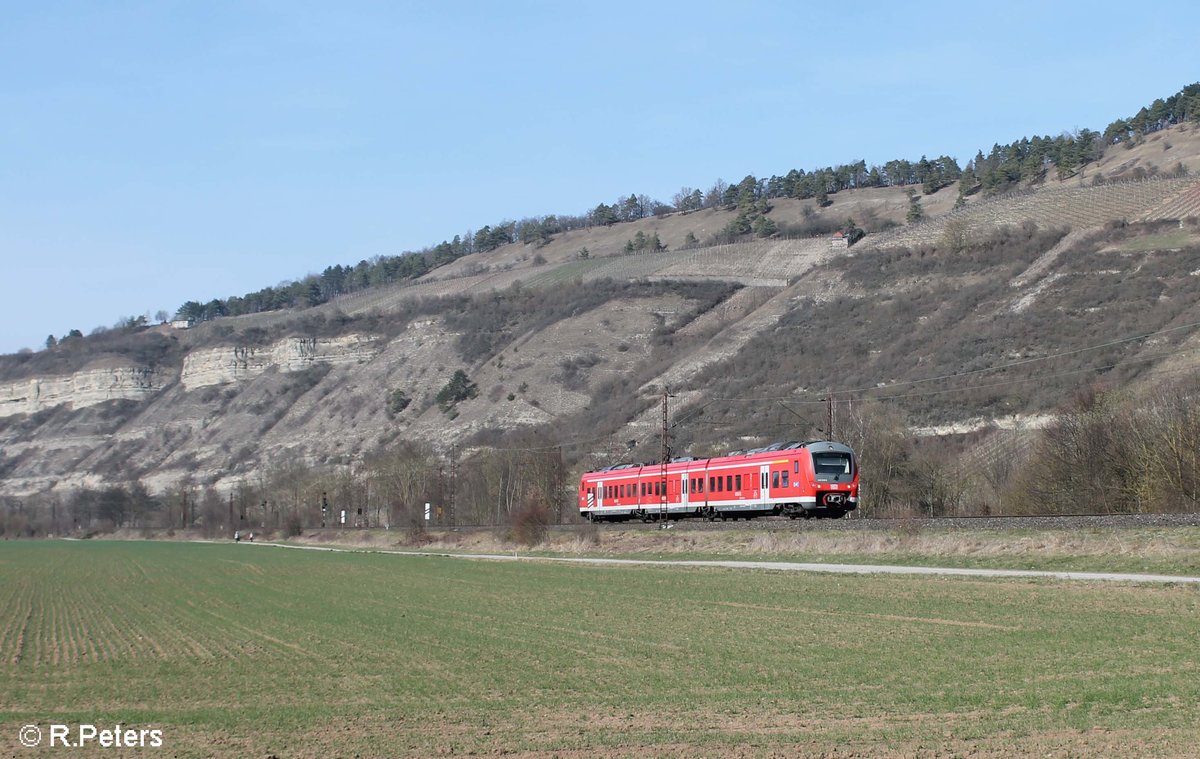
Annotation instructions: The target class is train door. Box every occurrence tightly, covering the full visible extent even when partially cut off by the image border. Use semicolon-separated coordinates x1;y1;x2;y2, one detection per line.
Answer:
759;464;770;506
681;470;689;510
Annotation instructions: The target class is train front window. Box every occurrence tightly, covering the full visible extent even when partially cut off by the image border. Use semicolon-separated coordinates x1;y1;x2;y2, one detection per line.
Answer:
812;451;854;480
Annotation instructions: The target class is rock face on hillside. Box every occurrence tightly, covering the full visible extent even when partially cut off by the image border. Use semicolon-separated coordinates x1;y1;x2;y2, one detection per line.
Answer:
180;335;381;390
3;173;1200;500
0;365;166;417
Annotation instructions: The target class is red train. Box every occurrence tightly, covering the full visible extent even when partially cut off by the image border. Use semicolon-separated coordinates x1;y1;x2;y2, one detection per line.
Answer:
579;440;858;522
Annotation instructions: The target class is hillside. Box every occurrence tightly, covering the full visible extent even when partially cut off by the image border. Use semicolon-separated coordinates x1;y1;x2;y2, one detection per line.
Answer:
3;122;1200;524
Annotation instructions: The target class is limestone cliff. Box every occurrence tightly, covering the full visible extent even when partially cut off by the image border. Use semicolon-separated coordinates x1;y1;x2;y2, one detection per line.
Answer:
0;365;166;418
180;335;381;390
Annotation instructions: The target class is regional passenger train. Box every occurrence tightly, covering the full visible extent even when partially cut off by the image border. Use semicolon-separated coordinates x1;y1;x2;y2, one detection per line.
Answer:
579;440;858;522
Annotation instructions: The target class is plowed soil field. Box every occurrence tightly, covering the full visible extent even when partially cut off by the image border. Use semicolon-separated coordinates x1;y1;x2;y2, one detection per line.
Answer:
2;540;1198;757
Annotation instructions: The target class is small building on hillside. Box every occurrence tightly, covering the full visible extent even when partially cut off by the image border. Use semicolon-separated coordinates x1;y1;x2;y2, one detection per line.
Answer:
829;231;849;250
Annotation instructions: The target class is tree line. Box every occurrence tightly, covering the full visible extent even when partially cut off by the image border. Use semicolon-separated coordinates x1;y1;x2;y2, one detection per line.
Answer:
4;371;1198;540
0;439;568;545
166;84;1200;326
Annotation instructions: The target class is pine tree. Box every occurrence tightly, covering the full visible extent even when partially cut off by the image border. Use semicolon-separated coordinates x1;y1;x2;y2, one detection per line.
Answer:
436;371;478;414
752;215;777;238
906;192;924;224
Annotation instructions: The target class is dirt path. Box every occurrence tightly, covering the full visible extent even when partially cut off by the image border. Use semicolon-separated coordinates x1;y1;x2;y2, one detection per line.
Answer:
246;541;1200;585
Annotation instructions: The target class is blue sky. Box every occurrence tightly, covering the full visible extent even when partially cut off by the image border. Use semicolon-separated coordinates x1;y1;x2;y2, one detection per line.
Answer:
2;1;1198;354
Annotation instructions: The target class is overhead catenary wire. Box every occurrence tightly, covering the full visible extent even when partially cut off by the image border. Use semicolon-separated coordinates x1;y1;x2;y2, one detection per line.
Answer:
701;358;1200;428
466;347;1200;453
458;318;1200;455
711;318;1200;404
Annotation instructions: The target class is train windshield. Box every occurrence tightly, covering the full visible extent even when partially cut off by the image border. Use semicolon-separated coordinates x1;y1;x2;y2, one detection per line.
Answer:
812;451;854;479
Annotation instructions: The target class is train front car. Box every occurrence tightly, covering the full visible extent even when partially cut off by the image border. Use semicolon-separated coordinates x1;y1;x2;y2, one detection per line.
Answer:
789;441;858;519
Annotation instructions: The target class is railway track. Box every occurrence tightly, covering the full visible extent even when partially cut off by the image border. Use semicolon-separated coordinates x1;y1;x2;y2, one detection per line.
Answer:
436;512;1200;533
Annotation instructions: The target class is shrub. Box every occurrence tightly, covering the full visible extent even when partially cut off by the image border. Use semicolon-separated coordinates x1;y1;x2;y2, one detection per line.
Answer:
386;388;411;417
510;501;550;546
435;370;478;413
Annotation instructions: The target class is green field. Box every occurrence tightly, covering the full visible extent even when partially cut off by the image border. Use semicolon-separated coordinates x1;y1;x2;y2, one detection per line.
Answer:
2;541;1199;757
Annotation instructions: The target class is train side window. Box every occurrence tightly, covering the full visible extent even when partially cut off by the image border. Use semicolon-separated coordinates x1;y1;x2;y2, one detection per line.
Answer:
793;460;799;474
725;475;733;491
709;476;717;491
735;474;742;491
782;471;789;488
772;471;780;489
698;478;704;493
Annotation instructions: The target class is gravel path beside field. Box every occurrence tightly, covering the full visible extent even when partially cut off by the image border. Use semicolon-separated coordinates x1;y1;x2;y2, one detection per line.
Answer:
250;541;1200;585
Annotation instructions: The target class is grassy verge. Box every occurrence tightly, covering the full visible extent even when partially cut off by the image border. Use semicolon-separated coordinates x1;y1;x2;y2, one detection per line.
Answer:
262;524;1200;577
2;541;1199;757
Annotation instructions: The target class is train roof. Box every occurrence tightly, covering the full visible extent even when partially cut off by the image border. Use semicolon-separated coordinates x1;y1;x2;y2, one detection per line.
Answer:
583;440;854;477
